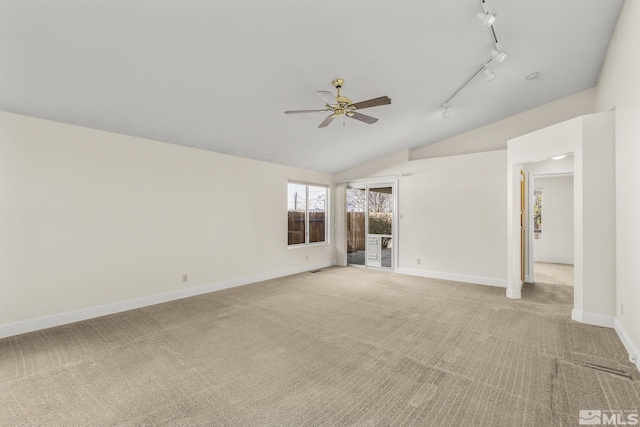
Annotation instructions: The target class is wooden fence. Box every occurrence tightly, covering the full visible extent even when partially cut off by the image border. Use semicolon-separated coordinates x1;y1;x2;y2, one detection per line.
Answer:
347;212;392;252
288;211;390;250
347;212;366;252
288;212;326;245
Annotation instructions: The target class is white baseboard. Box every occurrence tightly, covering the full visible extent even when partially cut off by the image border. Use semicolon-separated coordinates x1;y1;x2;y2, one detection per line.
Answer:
571;309;615;328
397;268;507;288
535;259;574;265
0;261;335;340
614;318;640;372
506;287;522;299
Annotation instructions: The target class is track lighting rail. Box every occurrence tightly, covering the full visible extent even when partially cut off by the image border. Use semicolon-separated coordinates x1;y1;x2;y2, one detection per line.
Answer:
441;56;494;108
438;0;507;118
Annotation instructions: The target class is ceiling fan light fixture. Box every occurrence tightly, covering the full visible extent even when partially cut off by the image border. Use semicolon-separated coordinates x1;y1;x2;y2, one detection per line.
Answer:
285;78;390;128
491;49;507;62
484;68;496;81
477;12;497;26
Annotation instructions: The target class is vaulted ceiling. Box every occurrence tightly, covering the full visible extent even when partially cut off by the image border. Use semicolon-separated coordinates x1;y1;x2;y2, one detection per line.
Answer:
0;0;624;173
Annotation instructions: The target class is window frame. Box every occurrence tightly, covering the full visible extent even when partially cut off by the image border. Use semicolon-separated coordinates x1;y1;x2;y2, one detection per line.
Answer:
287;182;329;247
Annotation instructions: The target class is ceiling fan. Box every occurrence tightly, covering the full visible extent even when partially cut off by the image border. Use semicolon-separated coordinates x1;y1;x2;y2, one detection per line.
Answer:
285;78;391;128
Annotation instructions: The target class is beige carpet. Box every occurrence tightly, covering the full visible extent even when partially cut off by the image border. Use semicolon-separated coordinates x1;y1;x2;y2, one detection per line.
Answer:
534;262;574;286
1;267;638;426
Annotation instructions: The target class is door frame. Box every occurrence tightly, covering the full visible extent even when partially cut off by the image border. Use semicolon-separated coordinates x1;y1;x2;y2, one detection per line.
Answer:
346;179;398;272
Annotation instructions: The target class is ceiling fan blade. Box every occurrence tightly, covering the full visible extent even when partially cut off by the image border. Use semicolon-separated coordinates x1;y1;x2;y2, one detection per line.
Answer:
284;109;328;114
318;114;336;128
350;96;391;110
348;111;378;124
317;91;338;106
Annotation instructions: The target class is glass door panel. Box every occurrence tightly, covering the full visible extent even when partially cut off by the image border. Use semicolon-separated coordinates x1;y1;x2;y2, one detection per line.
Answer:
346;187;366;266
367;186;393;269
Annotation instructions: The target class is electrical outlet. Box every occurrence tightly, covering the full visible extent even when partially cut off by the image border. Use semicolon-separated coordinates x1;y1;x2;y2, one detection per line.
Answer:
417;258;421;265
182;274;188;283
400;213;403;220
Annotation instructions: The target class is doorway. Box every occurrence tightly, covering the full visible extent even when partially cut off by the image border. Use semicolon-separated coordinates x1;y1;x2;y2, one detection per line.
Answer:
506;112;616;328
346;183;396;269
526;170;575;287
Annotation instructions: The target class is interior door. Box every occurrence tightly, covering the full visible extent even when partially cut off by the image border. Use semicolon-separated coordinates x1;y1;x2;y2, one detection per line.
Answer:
527;173;535;283
520;170;525;285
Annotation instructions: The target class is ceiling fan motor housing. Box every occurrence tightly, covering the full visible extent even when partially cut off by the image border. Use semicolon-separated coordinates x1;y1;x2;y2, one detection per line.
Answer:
335;96;353;107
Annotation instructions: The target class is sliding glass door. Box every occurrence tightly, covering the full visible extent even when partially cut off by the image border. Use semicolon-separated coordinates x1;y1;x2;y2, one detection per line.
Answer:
347;183;396;270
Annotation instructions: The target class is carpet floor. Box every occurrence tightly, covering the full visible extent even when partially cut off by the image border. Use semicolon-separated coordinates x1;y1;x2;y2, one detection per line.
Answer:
534;262;574;287
1;267;638;426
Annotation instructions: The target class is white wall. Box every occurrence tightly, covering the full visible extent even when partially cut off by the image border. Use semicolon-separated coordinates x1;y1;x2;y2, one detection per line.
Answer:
411;88;595;160
581;113;617;322
335;150;508;287
595;0;640;370
532;175;574;264
335;149;410;182
0;112;335;333
398;151;507;286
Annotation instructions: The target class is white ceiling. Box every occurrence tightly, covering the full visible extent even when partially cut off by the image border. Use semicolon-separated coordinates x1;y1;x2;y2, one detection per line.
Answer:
0;0;624;173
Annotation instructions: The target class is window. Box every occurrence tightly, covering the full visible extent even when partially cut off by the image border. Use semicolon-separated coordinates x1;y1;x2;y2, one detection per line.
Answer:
288;183;328;246
534;188;542;240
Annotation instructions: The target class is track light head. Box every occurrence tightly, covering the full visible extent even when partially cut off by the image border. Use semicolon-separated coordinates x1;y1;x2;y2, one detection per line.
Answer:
484;68;496;81
491;49;507;63
442;107;450;119
477;12;497;26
